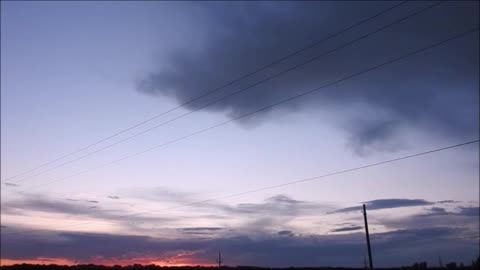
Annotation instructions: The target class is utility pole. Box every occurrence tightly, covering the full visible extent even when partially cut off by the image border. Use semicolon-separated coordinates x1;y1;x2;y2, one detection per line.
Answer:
216;251;223;268
363;204;373;270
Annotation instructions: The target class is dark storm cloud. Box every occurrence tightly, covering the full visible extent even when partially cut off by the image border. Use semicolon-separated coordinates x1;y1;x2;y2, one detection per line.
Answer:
331;198;434;214
137;1;479;154
1;226;477;267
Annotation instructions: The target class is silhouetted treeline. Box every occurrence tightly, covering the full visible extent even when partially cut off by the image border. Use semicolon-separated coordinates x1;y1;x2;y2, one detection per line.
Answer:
1;262;479;270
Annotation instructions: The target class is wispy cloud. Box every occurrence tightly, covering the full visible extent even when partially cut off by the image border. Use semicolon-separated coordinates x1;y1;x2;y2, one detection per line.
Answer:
179;227;223;232
418;206;479;217
178;227;224;236
66;198;99;204
437;200;460;204
1;194;175;228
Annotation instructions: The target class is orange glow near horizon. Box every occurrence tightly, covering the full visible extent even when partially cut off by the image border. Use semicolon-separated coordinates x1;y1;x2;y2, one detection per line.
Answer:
0;254;216;267
87;255;215;267
0;257;76;266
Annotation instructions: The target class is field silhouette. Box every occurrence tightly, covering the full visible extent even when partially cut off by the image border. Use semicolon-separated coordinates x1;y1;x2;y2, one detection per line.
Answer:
1;258;480;270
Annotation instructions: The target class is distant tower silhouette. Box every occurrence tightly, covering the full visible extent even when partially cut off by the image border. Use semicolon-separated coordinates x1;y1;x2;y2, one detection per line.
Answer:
364;255;368;269
216;251;223;267
439;256;444;268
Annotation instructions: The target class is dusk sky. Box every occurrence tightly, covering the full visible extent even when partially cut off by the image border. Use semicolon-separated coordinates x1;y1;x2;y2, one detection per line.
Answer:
1;1;479;267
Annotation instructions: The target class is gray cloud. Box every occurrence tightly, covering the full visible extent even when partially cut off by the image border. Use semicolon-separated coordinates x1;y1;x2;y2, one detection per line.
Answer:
458;206;480;217
3;197;100;217
131;188;319;218
1;191;478;266
196;195;332;235
437;200;460;204
0;191;332;238
180;227;223;232
140;187;199;204
66;198;99;204
137;1;479;154
418;206;479;217
209;195;327;216
4;182;18;187
179;227;224;236
330;225;363;233
107;195;120;200
277;230;295;237
378;204;479;237
1;194;174;228
133;189;332;220
331;198;434;214
162;194;334;236
426;207;449;215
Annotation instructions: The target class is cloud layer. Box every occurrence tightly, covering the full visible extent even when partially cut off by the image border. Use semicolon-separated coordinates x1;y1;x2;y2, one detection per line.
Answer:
1;191;478;267
1;226;478;267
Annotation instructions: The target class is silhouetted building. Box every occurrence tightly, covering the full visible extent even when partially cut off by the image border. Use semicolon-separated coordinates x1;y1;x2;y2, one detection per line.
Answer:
446;262;457;269
412;261;428;269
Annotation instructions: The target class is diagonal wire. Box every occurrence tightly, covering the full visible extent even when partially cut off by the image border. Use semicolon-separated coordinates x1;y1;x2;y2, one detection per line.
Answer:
6;26;478;194
2;1;409;182
6;1;443;185
2;139;478;239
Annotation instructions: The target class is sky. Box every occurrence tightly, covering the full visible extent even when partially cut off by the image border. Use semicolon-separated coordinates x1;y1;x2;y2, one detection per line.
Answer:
1;0;479;267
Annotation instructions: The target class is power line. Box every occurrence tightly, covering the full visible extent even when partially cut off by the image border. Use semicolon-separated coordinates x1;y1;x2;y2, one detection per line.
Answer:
2;139;478;239
5;1;441;184
3;2;410;183
2;1;411;183
4;25;478;194
1;1;410;183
